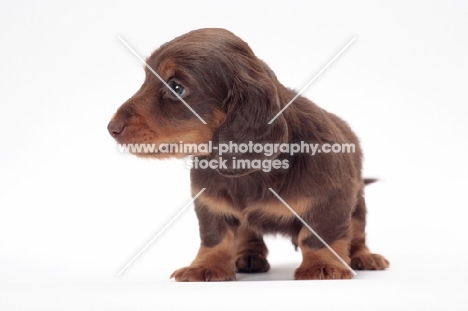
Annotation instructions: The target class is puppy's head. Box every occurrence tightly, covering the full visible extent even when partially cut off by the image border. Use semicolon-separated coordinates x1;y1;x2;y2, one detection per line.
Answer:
108;28;288;174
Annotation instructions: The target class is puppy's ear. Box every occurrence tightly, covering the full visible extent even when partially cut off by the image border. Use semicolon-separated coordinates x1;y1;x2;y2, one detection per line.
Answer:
210;70;288;177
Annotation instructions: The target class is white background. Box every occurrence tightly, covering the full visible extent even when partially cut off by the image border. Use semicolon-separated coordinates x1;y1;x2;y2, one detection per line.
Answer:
1;0;467;310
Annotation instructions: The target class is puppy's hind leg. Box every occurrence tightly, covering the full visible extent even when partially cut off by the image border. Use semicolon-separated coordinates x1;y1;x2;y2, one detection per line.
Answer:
349;194;390;270
294;194;355;280
235;225;270;273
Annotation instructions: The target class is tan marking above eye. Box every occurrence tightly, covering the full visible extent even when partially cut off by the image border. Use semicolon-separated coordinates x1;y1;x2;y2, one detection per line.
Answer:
160;60;176;79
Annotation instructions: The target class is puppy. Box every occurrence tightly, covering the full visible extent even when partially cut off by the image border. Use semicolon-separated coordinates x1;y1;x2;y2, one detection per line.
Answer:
108;28;389;281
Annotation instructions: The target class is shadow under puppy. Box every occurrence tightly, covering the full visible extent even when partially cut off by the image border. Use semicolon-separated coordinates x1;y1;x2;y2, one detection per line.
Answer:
108;28;389;281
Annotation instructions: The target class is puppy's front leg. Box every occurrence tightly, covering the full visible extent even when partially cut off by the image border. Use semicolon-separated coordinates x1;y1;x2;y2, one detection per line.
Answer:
171;203;238;282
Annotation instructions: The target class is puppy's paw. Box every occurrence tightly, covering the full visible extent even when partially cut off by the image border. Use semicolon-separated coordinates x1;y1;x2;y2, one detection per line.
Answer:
236;254;270;273
351;252;389;270
171;266;236;282
294;264;354;280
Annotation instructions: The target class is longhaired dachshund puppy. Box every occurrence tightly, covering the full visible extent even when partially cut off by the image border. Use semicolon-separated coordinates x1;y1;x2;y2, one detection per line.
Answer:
108;28;389;281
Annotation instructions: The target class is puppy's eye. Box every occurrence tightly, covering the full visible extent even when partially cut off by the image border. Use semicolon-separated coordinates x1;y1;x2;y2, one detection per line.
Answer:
168;80;185;97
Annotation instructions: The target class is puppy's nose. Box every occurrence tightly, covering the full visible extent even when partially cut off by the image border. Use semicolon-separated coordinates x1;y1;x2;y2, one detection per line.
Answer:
107;118;126;137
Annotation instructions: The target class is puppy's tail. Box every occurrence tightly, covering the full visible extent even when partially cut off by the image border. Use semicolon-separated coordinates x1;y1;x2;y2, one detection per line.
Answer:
363;178;378;185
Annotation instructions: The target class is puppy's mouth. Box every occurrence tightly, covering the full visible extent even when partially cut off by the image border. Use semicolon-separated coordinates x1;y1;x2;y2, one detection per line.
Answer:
107;121;213;159
108;114;217;159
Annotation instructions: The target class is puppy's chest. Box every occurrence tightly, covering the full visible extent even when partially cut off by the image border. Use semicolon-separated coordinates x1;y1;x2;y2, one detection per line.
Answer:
199;192;313;233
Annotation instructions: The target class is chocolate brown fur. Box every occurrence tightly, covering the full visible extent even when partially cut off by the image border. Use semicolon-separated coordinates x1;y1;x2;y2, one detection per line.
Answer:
108;28;389;281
